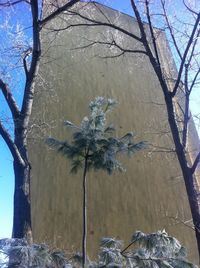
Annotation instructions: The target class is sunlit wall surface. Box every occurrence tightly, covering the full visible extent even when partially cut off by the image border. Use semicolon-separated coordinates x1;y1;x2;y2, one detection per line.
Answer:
28;2;199;262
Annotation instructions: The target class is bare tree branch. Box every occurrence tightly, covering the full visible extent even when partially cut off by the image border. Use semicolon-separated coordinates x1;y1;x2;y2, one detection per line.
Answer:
181;28;200;148
187;29;200;89
189;67;200;92
148;143;175;153
145;0;161;66
60;9;142;42
71;38;147;57
21;0;41;130
171;12;200;97
182;65;190;149
22;48;32;79
0;120;25;166
191;152;200;174
183;0;199;16
161;0;183;61
167;214;196;232
39;0;80;27
0;79;20;120
130;0;170;97
0;0;29;7
176;101;185;117
93;1;112;24
23;57;29;79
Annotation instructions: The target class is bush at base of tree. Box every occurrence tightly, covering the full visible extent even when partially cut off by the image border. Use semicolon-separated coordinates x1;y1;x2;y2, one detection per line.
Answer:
0;230;197;267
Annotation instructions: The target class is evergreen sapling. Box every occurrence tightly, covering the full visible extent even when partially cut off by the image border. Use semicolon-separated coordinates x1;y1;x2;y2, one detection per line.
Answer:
47;97;145;268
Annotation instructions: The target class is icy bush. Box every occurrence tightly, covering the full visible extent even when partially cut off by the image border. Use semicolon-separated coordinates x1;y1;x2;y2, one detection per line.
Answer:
0;238;72;268
72;230;197;267
0;230;197;267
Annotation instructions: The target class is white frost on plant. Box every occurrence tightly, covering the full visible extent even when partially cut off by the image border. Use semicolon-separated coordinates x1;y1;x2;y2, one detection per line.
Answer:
0;250;8;268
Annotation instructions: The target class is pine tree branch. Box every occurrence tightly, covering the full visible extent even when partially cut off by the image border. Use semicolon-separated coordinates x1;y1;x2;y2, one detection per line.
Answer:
121;238;137;257
0;79;20;120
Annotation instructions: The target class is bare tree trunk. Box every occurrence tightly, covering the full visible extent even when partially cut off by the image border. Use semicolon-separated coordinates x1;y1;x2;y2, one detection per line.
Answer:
183;166;200;259
12;129;32;244
132;0;200;256
12;161;32;242
82;157;88;268
163;86;200;260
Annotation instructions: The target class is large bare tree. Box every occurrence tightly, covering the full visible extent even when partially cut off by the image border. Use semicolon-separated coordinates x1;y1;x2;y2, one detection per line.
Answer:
0;0;80;243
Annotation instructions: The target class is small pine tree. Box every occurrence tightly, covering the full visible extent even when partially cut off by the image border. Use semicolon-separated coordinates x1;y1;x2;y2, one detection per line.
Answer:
47;97;145;268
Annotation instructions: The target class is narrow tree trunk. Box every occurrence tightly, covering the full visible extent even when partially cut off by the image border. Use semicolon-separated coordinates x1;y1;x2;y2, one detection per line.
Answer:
12;159;32;244
164;93;200;261
180;162;200;260
172;141;200;259
145;45;200;259
82;157;88;268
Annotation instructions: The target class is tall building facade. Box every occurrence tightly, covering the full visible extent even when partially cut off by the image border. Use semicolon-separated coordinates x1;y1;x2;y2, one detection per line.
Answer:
29;2;199;262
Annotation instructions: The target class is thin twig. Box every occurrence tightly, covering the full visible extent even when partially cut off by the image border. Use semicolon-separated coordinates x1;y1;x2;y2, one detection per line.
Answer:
191;152;200;174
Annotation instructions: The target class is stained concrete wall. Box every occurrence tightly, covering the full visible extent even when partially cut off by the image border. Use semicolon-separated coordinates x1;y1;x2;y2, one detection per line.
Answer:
29;3;198;262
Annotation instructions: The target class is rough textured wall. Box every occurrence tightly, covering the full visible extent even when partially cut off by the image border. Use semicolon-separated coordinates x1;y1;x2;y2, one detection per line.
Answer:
29;3;198;262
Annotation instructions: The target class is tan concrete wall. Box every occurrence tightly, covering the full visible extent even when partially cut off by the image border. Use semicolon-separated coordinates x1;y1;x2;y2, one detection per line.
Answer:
29;3;198;262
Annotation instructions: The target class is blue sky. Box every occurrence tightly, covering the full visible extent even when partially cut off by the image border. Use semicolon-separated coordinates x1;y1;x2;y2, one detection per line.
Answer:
0;0;199;238
0;2;31;238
